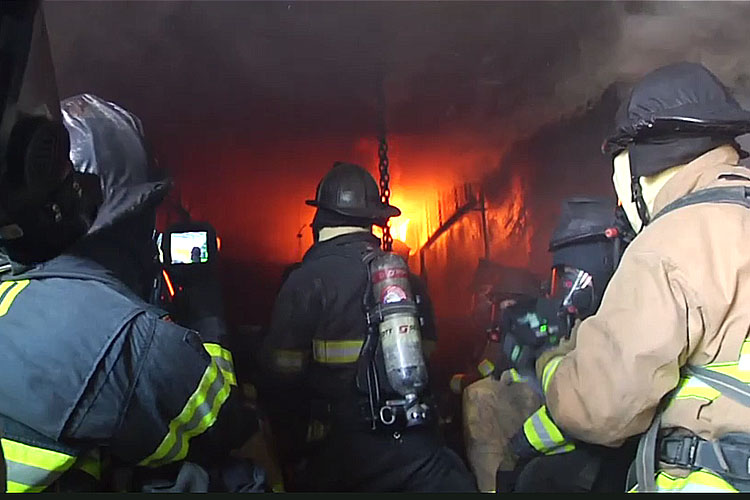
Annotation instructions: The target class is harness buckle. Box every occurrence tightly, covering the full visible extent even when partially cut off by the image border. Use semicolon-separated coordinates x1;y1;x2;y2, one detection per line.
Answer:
662;435;701;468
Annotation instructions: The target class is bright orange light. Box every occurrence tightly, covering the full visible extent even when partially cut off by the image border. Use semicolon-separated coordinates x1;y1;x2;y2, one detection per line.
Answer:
216;236;222;251
162;269;175;298
393;218;410;243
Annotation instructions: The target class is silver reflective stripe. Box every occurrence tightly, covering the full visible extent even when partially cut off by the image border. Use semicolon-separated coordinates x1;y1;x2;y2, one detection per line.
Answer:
528;410;569;455
272;349;306;372
6;460;63;488
312;339;363;364
685;365;750;408
212;356;236;385
213;356;233;375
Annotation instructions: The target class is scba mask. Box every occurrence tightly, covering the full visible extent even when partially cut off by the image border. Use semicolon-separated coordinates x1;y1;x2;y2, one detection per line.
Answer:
550;265;594;317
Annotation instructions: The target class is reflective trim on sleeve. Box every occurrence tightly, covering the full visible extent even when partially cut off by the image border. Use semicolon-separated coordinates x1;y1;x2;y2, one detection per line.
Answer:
139;357;232;467
3;438;77;493
0;280;29;317
477;358;495;378
271;349;307;373
521;406;575;456
203;343;237;386
541;356;563;395
312;339;364;364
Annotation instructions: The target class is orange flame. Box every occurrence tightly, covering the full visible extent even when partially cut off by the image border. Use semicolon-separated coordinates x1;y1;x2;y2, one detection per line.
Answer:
162;269;175;298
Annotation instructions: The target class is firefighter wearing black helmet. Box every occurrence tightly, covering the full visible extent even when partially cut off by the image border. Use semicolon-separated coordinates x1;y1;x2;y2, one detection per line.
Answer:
531;62;750;493
498;198;636;493
261;162;476;492
0;94;266;492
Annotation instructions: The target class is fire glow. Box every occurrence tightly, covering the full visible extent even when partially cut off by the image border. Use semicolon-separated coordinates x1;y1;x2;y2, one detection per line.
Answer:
371;184;443;255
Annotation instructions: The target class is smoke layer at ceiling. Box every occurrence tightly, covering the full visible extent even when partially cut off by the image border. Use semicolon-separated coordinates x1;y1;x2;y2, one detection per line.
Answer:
44;1;750;326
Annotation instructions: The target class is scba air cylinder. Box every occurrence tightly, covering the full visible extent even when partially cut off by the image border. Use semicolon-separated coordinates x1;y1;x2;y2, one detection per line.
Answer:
370;252;428;397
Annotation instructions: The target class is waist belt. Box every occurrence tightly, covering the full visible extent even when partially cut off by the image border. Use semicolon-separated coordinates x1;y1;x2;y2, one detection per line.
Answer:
660;434;750;483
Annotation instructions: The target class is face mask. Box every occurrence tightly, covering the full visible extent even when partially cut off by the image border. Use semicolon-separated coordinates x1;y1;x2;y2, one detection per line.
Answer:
550;265;595;317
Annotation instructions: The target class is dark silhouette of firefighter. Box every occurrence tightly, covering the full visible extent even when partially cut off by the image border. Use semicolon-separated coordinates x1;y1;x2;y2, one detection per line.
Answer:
0;94;266;492
261;161;476;492
500;198;635;493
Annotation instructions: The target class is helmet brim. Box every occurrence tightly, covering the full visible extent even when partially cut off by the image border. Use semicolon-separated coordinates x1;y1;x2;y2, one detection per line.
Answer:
603;108;750;156
306;199;401;219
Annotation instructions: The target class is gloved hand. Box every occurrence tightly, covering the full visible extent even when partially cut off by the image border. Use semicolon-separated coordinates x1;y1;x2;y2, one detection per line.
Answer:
500;297;568;379
449;373;466;395
535;319;579;382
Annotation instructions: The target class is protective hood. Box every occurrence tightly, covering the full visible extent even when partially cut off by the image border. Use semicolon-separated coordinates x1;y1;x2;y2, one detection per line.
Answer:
613;150;682;233
603;62;750;175
61;94;170;235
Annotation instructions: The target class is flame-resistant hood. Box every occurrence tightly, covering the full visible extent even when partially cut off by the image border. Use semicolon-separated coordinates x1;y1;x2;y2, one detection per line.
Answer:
61;94;170;235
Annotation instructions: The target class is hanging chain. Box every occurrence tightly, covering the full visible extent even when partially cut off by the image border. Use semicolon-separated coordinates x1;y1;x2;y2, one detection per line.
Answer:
376;69;393;252
378;136;393;251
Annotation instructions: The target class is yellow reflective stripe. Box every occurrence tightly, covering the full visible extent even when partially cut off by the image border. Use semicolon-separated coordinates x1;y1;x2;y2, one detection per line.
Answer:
508;368;526;383
0;281;14;299
2;439;75;472
522;412;545;453
0;280;29;317
203;343;233;364
477;358;495;377
2;438;77;492
522;406;575;455
654;469;737;492
7;480;45;493
673;376;720;403
203;343;237;386
271;349;307;373
312;339;363;364
542;356;563;395
139;357;232;467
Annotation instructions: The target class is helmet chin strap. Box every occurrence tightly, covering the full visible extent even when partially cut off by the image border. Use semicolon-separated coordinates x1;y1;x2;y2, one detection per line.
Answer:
631;175;651;228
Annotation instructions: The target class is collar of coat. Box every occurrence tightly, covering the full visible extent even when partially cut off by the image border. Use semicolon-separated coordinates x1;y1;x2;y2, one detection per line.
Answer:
651;144;750;216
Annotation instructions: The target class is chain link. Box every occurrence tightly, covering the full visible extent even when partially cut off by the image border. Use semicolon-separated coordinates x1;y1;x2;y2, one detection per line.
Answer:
378;136;393;251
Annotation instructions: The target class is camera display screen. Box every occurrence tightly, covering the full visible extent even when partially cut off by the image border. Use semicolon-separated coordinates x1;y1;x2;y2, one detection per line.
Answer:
170;231;209;264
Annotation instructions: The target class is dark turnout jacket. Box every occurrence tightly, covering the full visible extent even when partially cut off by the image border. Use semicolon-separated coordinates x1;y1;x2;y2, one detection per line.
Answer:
262;231;475;492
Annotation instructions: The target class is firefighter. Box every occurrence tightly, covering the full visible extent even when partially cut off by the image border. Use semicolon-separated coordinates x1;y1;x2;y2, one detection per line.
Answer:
504;198;636;492
458;264;541;492
261;161;476;492
452;262;540;395
529;62;750;492
0;94;265;492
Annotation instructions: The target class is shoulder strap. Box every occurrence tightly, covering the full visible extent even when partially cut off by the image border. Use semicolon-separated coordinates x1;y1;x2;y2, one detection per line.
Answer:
652;185;750;222
683;365;750;408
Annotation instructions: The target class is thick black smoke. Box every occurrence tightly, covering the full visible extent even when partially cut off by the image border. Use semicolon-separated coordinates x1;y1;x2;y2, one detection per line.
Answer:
43;1;750;325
